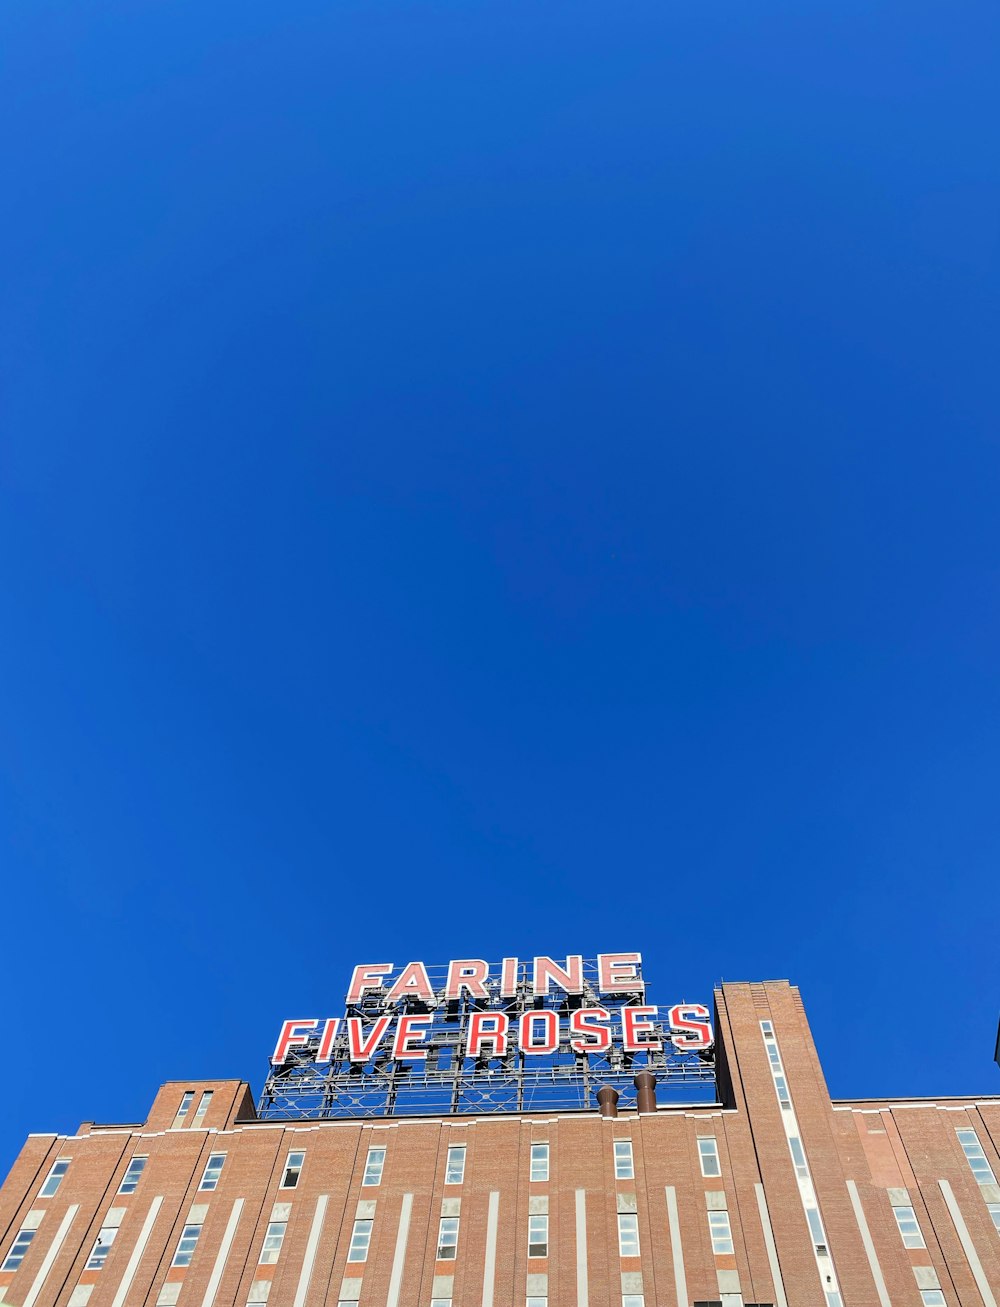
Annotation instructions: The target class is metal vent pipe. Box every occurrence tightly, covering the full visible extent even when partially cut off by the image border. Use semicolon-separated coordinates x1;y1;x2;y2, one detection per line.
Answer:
596;1086;620;1118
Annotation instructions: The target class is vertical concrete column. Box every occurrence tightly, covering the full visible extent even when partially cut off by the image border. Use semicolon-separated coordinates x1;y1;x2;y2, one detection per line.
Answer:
23;1204;79;1307
293;1194;329;1307
482;1191;500;1307
386;1194;414;1307
112;1196;163;1307
575;1189;589;1307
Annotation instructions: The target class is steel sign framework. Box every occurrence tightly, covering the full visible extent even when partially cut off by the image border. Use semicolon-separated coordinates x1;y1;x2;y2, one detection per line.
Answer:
258;958;716;1120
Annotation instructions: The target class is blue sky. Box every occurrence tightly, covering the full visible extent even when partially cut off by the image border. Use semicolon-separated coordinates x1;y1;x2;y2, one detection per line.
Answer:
1;0;998;1174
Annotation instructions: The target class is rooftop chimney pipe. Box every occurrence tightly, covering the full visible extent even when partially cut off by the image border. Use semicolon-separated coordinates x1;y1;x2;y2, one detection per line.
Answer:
633;1070;657;1114
596;1085;620;1118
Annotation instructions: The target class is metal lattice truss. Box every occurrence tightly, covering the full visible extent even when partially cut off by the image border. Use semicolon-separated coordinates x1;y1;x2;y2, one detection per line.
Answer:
258;959;716;1120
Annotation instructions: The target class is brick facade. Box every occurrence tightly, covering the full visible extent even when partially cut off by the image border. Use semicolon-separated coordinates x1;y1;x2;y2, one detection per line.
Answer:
1;982;998;1307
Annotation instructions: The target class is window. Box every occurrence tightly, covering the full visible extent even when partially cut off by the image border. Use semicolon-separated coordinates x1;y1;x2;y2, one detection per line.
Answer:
805;1206;827;1253
788;1137;809;1180
437;1216;459;1259
348;1219;373;1262
530;1143;549;1182
920;1293;946;1307
363;1148;386;1187
431;1300;453;1307
445;1146;466;1184
281;1151;305;1189
199;1153;226;1191
118;1156;147;1195
259;1221;287;1265
193;1091;214;1124
173;1091;195;1128
528;1214;548;1257
825;1294;843;1307
708;1209;734;1255
957;1128;997;1185
86;1226;119;1270
622;1298;644;1307
617;1212;639;1258
987;1202;1000;1233
698;1138;721;1178
1;1227;36;1271
773;1075;791;1108
40;1159;70;1197
526;1299;547;1307
614;1141;634;1180
171;1224;203;1268
721;1297;742;1307
891;1204;925;1249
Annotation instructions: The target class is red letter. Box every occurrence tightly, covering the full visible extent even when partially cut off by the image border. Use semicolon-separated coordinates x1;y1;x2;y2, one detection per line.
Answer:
347;1015;394;1062
533;955;584;996
386;962;435;1004
445;959;490;1000
667;1003;713;1050
623;1006;661;1052
519;1010;559;1055
570;1007;611;1053
598;952;644;995
316;1018;341;1063
347;963;393;1005
393;1014;433;1060
468;1012;509;1059
272;1019;319;1065
500;957;520;998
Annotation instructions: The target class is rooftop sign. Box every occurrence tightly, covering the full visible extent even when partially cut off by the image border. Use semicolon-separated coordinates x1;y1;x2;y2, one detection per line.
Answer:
260;954;716;1120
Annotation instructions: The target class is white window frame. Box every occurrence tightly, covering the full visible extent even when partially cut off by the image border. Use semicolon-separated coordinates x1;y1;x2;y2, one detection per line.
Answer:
526;1299;547;1307
617;1212;640;1258
199;1153;226;1191
530;1143;550;1182
86;1225;120;1270
788;1136;809;1179
697;1137;721;1178
171;1223;203;1268
622;1297;645;1307
348;1218;373;1263
259;1220;287;1265
957;1128;997;1185
614;1141;634;1180
437;1216;460;1259
430;1300;453;1307
445;1146;466;1185
805;1205;828;1253
890;1204;925;1249
281;1150;305;1189
920;1293;946;1307
363;1147;386;1187
528;1213;548;1257
172;1091;195;1128
118;1155;147;1195
39;1159;70;1197
193;1091;214;1123
1;1227;37;1272
708;1209;734;1255
987;1201;1000;1233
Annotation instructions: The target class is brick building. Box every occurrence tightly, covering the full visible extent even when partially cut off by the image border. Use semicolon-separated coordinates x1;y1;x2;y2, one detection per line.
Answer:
2;980;999;1307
